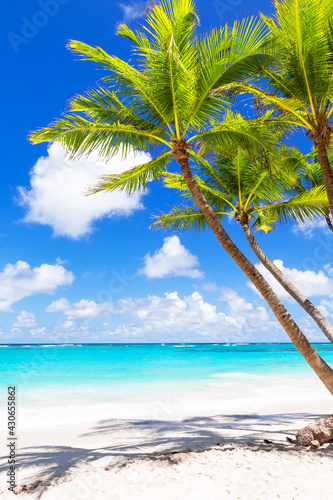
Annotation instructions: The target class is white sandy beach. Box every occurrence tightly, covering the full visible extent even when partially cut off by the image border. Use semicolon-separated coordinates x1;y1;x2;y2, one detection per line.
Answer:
1;376;333;499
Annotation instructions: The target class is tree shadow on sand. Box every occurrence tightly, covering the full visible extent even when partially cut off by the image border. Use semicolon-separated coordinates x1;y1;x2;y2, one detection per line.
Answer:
1;413;332;498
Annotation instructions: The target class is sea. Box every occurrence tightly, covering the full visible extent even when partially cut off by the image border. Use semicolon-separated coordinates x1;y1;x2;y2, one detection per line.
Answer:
1;343;333;425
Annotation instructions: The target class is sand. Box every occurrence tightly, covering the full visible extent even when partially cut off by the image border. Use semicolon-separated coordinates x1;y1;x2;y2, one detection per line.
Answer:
1;379;333;499
7;441;333;500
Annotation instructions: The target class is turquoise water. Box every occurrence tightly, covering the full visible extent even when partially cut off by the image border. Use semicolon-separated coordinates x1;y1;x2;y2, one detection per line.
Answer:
1;343;332;417
1;343;333;389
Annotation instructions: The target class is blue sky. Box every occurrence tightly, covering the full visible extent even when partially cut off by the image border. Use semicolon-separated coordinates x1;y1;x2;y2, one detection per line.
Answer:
2;0;333;343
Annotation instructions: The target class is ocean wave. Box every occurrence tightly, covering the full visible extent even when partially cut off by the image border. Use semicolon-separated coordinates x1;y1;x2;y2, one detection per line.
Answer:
173;344;196;347
57;344;82;347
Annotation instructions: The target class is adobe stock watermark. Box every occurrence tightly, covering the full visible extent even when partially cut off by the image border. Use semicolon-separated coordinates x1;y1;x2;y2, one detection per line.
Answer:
213;0;243;21
301;232;333;273
96;268;135;304
7;0;71;54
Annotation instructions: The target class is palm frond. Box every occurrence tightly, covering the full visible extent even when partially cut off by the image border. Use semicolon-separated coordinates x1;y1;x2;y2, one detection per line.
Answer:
162;171;236;212
29;114;171;159
221;82;312;131
253;185;329;229
68;40;174;128
262;0;333;109
184;17;272;133
69;87;167;132
190;113;279;158
88;152;172;194
152;206;211;232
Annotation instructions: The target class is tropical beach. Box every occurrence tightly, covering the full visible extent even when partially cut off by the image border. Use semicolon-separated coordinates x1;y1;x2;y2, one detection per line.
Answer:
1;343;333;498
3;0;333;497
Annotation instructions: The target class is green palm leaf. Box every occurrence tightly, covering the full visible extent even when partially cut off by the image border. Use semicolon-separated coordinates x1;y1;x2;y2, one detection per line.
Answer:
185;18;272;133
29;115;172;158
262;0;333;110
88;152;172;195
254;185;328;229
152;206;211;232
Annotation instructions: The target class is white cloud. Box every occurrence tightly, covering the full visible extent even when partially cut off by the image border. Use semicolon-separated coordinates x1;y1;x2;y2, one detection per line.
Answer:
292;218;328;239
13;311;36;327
219;288;275;332
0;260;74;312
0;326;22;340
30;326;46;337
248;260;333;299
30;319;90;340
3;288;287;342
140;236;203;279
296;315;329;342
18;143;151;239
318;299;333;320
117;291;222;330
46;298;114;318
111;289;279;341
10;327;21;335
118;2;146;22
45;291;223;333
43;290;273;340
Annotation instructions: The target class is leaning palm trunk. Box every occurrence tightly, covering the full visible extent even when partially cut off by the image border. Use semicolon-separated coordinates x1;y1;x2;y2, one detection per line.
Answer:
240;220;333;345
173;140;333;395
325;215;333;233
315;140;333;217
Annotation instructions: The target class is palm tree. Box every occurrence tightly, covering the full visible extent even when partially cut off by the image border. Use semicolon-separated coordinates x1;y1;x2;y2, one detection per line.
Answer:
226;0;333;215
153;143;333;343
29;0;333;392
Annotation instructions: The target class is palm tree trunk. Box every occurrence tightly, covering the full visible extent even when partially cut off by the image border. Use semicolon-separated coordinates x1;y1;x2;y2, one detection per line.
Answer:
325;215;333;233
316;140;333;216
240;220;333;344
173;141;333;395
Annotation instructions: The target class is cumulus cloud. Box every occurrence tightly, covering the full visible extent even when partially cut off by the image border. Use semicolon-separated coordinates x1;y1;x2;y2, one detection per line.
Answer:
296;315;329;342
292;218;328;239
219;288;275;332
18;143;151;239
46;298;114;318
318;299;333;319
118;2;146;22
110;289;279;341
13;311;36;327
0;260;74;312
41;289;278;341
248;260;333;299
117;291;223;331
4;287;287;342
139;236;203;279
30;326;46;337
